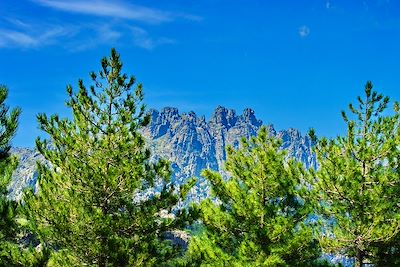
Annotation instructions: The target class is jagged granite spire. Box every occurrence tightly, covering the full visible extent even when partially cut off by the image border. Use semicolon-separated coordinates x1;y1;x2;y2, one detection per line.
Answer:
142;106;316;201
9;106;316;202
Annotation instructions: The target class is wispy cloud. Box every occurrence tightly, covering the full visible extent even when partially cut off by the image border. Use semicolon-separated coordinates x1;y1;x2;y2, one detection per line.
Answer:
67;24;122;51
298;25;310;38
0;25;76;48
1;1;200;51
32;0;200;24
4;18;32;29
0;30;37;47
0;17;177;51
131;27;175;50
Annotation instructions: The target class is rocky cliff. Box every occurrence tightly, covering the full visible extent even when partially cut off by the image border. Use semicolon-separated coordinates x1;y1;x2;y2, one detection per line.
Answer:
142;106;315;201
8;106;316;202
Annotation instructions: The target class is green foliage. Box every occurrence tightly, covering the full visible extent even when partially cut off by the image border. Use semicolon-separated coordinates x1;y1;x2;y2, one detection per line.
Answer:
0;85;21;265
0;86;20;158
0;86;48;267
25;49;192;266
309;81;400;266
183;126;324;266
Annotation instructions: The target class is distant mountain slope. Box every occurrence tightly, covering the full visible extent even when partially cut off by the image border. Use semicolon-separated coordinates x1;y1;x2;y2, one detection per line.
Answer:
9;106;316;201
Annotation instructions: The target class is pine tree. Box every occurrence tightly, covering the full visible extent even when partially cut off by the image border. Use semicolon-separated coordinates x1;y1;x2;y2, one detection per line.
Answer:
183;126;326;266
0;85;22;265
0;86;50;267
308;81;400;267
25;49;192;266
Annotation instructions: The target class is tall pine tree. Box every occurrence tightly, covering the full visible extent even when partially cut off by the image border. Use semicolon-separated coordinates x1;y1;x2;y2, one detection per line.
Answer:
0;86;50;267
183;126;326;266
0;85;22;265
308;81;400;267
25;49;192;266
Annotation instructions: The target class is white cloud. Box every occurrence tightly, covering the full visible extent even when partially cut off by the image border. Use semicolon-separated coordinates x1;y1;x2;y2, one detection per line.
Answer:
0;26;76;48
64;24;175;52
326;1;331;9
96;24;122;43
298;25;310;38
1;0;195;51
67;24;122;51
32;0;200;24
0;17;176;51
0;30;38;47
4;18;32;29
131;26;175;50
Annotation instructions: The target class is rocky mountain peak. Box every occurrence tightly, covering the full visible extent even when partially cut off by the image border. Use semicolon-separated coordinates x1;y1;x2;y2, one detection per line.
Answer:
10;106;316;203
209;106;237;128
141;106;316;201
161;107;179;118
240;108;261;126
182;111;198;123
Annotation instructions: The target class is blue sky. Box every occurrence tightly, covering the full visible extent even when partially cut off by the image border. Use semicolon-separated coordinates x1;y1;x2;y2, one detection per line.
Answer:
1;0;400;147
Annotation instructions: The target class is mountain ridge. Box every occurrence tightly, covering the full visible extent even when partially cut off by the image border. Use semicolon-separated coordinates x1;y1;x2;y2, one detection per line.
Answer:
9;106;316;201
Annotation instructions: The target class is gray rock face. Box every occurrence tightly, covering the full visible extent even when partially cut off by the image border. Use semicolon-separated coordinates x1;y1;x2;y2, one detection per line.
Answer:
142;106;316;202
277;128;316;169
9;106;316;202
8;147;44;200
